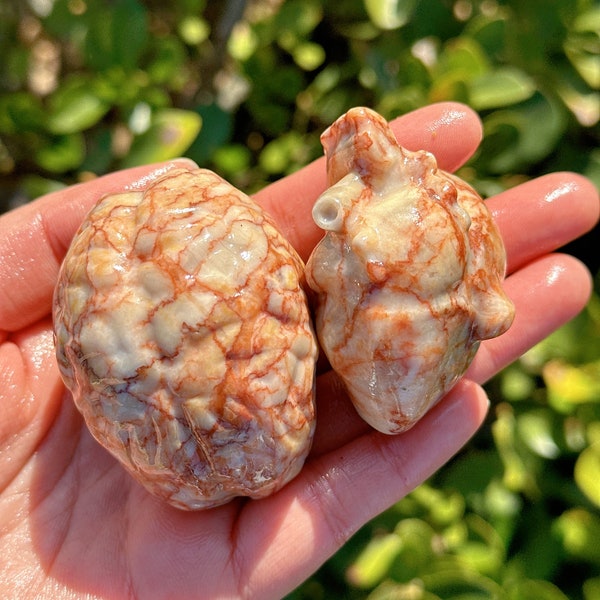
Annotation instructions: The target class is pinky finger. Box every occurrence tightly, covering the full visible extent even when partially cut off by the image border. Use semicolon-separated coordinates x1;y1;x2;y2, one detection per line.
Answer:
239;379;489;599
467;253;593;385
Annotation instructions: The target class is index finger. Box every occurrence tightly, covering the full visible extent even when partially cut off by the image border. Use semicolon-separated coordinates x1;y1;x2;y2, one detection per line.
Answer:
254;102;483;259
0;104;481;333
0;160;197;333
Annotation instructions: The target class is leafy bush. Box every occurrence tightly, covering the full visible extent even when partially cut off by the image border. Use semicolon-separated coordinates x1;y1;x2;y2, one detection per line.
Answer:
289;293;600;599
1;1;598;598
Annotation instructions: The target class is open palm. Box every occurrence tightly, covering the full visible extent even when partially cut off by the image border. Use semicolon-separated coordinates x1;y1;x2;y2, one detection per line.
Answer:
0;103;597;599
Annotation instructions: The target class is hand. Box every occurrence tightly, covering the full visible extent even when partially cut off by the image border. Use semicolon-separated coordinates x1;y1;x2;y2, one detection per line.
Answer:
0;103;597;599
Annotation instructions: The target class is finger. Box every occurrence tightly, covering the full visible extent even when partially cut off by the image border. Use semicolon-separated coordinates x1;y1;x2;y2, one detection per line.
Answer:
466;252;593;384
0;160;197;332
310;371;368;457
309;251;593;457
0;319;63;490
488;172;599;274
238;379;489;599
0;103;481;330
311;173;598;452
254;102;483;260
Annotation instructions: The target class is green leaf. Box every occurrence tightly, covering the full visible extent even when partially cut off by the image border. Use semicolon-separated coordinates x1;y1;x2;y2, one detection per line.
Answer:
517;410;560;459
421;568;503;599
410;484;465;526
212;145;251;177
554;508;600;565
21;175;66;200
46;77;110;135
492;404;532;493
147;36;188;85
388;518;437;581
466;15;507;58
346;533;403;589
79;127;114;174
455;543;502;578
364;0;418;30
228;22;259;61
566;6;600;87
500;364;536;403
507;504;562;581
0;92;45;134
477;93;567;174
572;5;600;33
469;68;536;110
543;359;600;407
583;577;600;600
437;38;490;80
258;132;306;175
120;109;202;168
85;0;148;71
367;580;439;600
523;294;600;367
482;479;522;520
461;514;505;573
507;579;570;600
178;15;210;46
186;103;233;165
293;42;326;71
574;443;600;507
558;82;600;127
35;133;85;172
564;43;600;90
276;0;323;36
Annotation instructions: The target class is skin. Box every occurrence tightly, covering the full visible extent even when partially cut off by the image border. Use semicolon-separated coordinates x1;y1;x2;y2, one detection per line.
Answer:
0;102;598;599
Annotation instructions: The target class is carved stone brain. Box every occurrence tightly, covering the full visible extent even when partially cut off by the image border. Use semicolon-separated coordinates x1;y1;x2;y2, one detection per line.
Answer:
53;168;317;510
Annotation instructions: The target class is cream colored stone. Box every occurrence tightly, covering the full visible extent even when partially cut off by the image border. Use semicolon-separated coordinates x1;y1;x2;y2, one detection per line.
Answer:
306;107;514;434
54;168;317;510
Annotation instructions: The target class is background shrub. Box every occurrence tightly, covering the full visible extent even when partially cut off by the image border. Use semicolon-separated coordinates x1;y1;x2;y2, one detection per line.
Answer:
1;1;598;598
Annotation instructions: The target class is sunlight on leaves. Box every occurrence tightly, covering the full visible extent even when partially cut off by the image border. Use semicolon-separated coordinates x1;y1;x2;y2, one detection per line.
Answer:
35;132;85;172
1;3;598;598
554;508;600;565
517;411;560;459
507;579;571;600
543;359;600;408
469;68;535;111
583;577;600;600
346;533;403;589
46;77;110;135
364;0;418;30
574;443;600;508
422;568;502;599
120;109;201;168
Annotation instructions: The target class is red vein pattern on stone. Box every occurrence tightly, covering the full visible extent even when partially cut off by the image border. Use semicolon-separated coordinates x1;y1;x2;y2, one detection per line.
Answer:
306;107;515;434
53;168;317;510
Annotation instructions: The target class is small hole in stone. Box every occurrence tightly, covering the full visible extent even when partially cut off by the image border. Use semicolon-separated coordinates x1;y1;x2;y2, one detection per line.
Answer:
317;198;340;224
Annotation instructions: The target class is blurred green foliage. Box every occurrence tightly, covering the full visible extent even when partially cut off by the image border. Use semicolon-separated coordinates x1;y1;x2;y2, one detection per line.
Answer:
289;291;600;600
1;0;598;204
1;0;598;598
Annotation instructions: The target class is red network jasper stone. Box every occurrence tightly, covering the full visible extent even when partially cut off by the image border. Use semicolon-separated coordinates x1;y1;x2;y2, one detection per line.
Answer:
53;167;317;510
306;107;514;434
53;107;514;510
